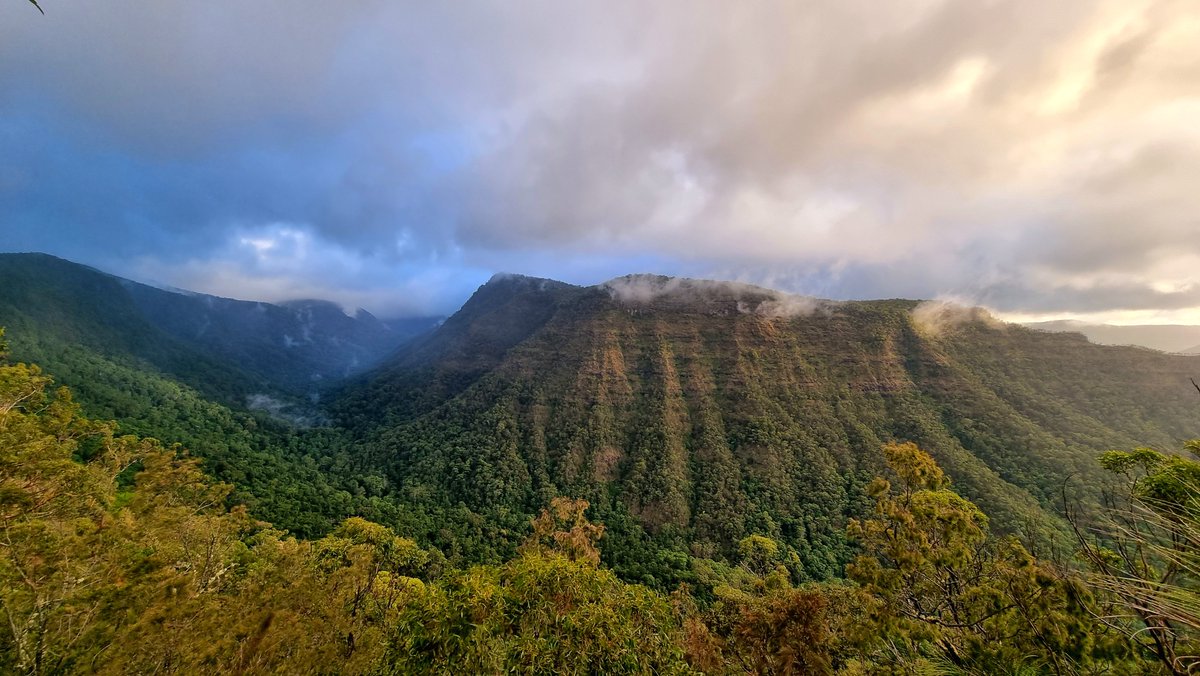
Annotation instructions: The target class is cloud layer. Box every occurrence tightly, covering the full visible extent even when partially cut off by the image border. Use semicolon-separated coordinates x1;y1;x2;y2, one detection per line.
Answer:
1;0;1197;320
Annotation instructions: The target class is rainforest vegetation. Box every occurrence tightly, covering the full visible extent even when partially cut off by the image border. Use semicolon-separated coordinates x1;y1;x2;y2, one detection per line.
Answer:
4;330;1200;674
3;257;1200;673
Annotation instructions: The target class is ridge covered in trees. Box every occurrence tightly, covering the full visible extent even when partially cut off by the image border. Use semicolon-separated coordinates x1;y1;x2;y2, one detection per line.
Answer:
2;255;1200;672
4;337;1200;673
2;257;1198;579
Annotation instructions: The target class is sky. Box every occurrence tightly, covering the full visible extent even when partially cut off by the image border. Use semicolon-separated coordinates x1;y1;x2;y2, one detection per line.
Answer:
1;1;1198;322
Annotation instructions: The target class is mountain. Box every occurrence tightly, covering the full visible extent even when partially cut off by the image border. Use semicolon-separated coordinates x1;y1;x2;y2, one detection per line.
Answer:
0;253;440;397
121;280;440;393
1025;319;1200;354
4;254;1199;586
0;252;271;405
336;274;1200;580
0;252;445;537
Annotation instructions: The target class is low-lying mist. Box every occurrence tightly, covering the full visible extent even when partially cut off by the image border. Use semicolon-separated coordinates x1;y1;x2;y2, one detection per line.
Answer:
601;274;830;318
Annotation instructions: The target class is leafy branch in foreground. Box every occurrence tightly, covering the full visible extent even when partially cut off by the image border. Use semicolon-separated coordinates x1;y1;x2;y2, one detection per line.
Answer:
0;348;438;674
1071;443;1200;675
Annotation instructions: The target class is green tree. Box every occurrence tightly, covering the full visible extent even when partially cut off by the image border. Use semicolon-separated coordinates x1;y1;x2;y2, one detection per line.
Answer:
520;496;604;565
846;442;1125;674
690;584;834;675
1073;444;1200;675
0;347;437;674
385;499;692;674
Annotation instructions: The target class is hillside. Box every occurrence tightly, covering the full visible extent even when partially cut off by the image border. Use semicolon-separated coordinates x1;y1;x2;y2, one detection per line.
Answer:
0;253;437;537
1025;319;1200;354
0;253;438;398
7;345;1182;674
3;254;1198;586
122;284;440;393
337;274;1200;581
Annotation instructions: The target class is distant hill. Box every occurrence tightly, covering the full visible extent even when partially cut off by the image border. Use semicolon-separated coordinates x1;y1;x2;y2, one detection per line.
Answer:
121;280;440;393
1025;319;1200;354
0;253;440;397
335;273;1200;580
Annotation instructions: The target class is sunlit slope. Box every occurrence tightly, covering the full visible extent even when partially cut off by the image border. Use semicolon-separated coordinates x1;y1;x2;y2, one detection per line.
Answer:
340;275;1200;576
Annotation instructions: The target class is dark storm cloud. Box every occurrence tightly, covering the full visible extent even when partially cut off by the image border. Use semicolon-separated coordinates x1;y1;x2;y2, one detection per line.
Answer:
1;1;1197;320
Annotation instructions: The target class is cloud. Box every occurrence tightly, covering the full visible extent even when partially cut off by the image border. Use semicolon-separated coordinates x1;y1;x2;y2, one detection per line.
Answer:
128;223;482;317
0;1;1198;320
603;274;825;317
911;300;1003;336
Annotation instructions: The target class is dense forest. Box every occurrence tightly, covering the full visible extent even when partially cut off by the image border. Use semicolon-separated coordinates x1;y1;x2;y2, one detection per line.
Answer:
2;254;1200;673
5;332;1200;673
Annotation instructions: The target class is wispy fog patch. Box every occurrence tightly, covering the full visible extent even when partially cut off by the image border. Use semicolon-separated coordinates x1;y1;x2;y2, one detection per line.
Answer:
246;393;327;428
911;299;1004;335
603;274;702;303
604;274;774;303
602;274;826;318
753;295;827;319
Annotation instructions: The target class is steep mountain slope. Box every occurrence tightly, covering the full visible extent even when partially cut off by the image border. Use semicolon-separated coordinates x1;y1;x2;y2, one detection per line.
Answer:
338;275;1200;580
0;253;438;397
0;253;446;537
0;252;272;404
4;254;1197;586
336;273;589;427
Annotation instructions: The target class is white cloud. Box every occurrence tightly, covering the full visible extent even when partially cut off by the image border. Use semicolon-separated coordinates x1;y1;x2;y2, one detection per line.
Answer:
1;0;1198;320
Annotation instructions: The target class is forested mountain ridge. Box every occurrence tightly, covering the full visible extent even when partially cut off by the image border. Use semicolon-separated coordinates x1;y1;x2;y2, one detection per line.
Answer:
336;273;1200;580
1025;319;1200;354
0;253;441;538
2;253;1198;589
0;253;439;398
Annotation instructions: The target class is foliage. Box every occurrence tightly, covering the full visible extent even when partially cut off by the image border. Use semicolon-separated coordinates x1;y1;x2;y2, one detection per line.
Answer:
846;442;1134;674
0;354;435;674
686;583;836;675
0;349;1184;674
1075;444;1200;674
387;553;693;675
520;496;605;565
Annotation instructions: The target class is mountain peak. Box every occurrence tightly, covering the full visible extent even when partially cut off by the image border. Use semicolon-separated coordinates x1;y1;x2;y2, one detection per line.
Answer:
484;272;575;289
